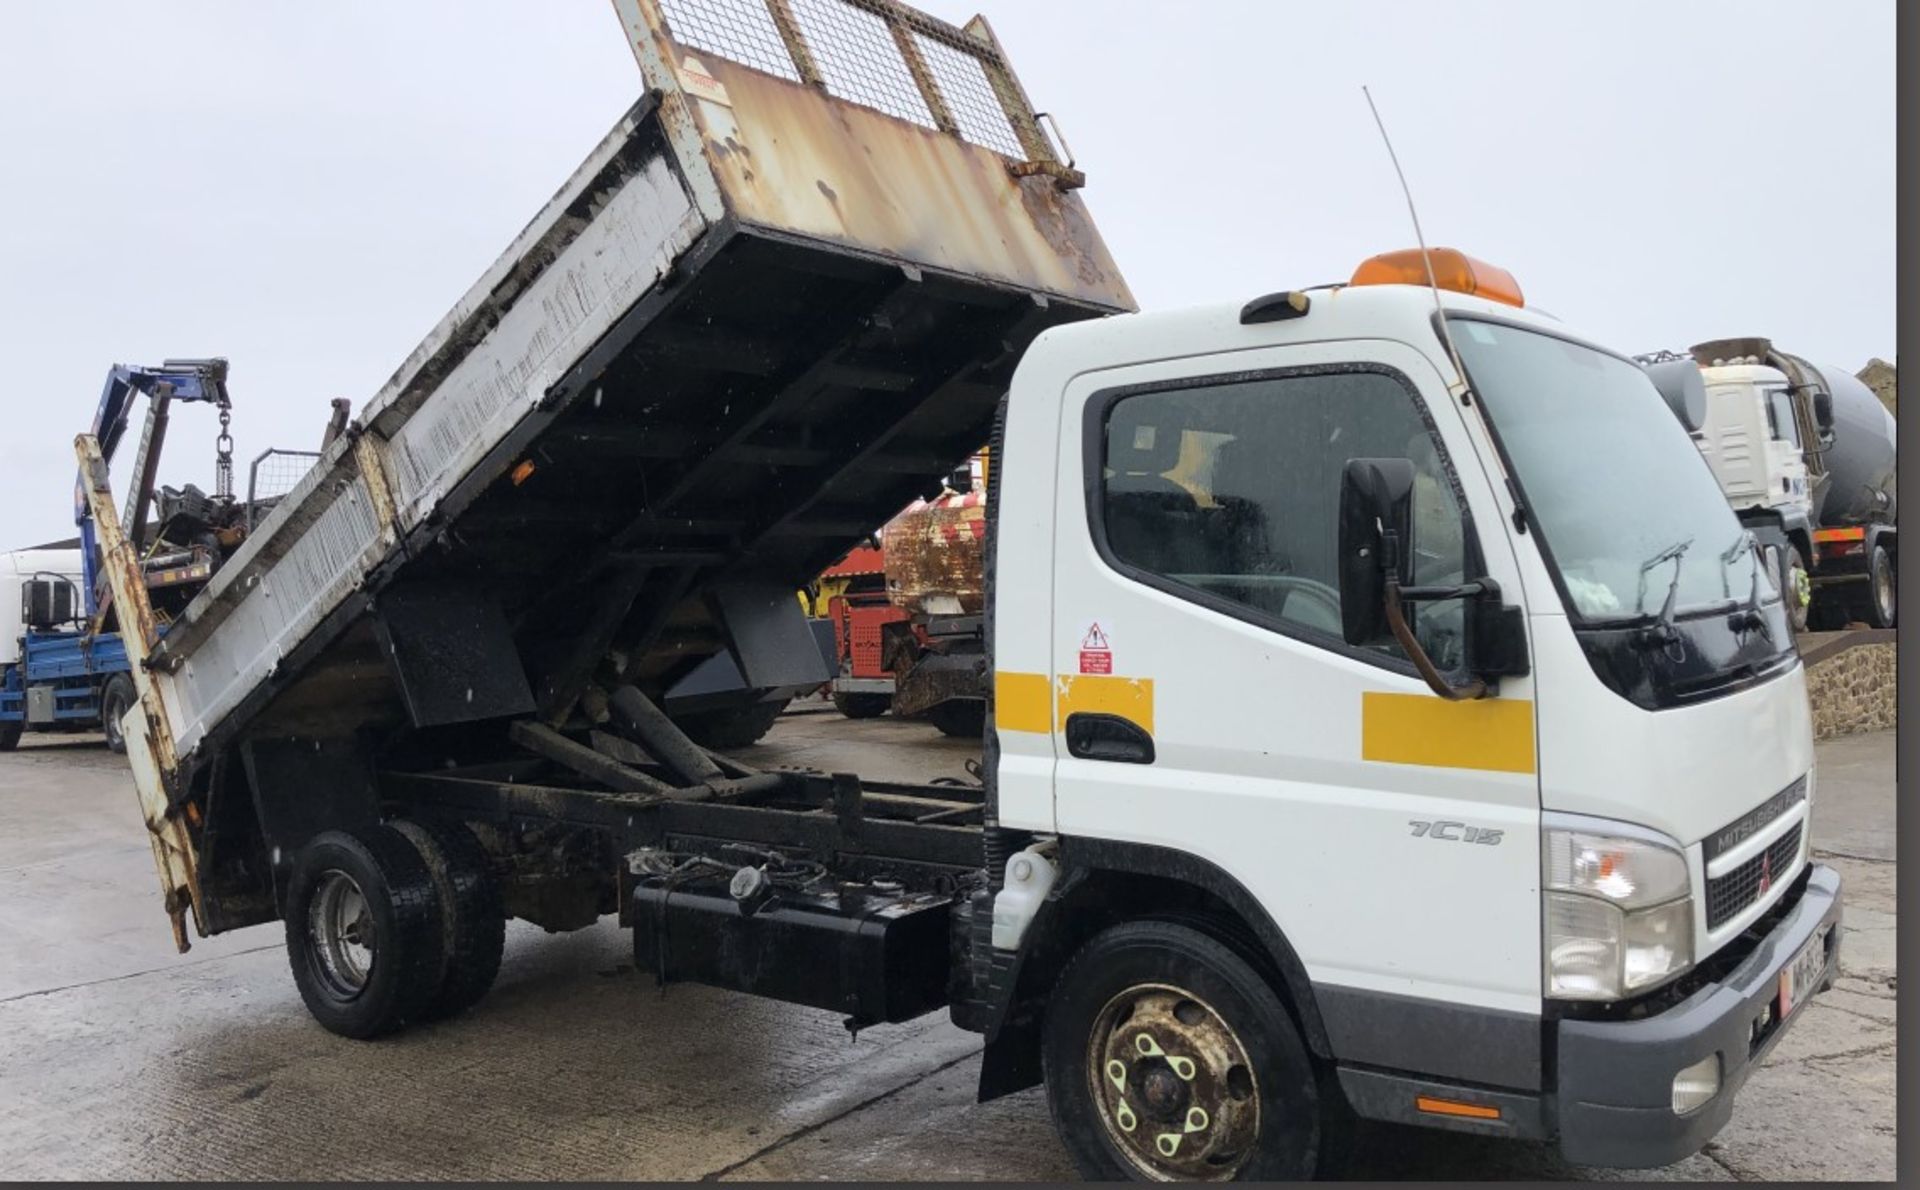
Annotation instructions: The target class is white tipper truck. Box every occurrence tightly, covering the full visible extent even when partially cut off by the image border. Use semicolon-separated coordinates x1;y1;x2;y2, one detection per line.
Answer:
87;1;1839;1179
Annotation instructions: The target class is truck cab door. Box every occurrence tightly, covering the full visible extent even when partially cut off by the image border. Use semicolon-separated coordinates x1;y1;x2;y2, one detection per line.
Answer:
1046;338;1546;1022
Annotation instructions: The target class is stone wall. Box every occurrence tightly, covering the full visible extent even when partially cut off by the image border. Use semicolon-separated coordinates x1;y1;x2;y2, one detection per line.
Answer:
1858;358;1897;418
1806;640;1897;739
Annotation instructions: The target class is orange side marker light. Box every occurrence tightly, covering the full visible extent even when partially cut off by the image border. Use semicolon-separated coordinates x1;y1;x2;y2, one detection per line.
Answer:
1416;1095;1502;1121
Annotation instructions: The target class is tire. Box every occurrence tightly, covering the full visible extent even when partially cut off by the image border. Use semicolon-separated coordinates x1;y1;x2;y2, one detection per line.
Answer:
99;673;136;755
1042;920;1347;1182
0;720;20;752
1807;597;1850;632
673;698;789;750
391;818;505;1021
926;698;986;739
832;691;891;720
283;824;446;1040
1867;543;1896;629
1780;547;1812;635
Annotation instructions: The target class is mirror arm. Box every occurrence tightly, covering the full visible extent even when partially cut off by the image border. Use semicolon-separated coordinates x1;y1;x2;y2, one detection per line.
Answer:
1397;578;1494;602
1384;581;1489;701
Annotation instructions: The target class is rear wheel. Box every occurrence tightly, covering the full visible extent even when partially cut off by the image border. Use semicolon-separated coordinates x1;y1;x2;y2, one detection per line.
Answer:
1867;543;1897;629
673;698;789;750
1043;920;1346;1181
392;818;505;1021
926;698;986;739
0;720;20;752
284;825;445;1039
99;674;136;755
832;691;892;720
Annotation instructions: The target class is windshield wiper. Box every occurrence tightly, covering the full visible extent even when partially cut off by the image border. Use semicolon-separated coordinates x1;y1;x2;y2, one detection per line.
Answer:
1632;537;1692;647
1717;534;1747;599
1725;534;1775;643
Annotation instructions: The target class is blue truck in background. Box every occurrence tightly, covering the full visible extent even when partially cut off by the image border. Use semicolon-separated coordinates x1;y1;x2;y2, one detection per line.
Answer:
2;359;254;753
0;547;137;751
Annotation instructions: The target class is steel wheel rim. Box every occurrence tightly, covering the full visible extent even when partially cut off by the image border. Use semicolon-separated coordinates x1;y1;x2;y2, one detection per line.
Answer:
308;870;375;998
1874;553;1895;621
1788;557;1811;631
1087;983;1260;1181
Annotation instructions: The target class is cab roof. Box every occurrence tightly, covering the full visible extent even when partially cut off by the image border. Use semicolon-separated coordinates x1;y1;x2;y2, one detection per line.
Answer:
1023;281;1589;378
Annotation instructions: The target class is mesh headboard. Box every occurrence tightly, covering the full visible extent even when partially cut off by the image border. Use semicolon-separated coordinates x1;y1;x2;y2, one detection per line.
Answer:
650;0;1070;177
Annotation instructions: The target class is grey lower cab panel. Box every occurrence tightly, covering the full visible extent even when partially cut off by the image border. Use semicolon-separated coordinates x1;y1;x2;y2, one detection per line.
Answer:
1315;983;1543;1092
1337;1067;1547;1139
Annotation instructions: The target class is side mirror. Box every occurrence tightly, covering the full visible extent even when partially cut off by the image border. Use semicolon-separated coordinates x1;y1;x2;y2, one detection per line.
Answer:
1644;360;1707;435
1338;458;1416;647
1813;389;1835;435
23;577;76;630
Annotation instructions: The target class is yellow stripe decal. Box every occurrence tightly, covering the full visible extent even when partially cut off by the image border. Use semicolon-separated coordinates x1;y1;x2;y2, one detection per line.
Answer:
1057;674;1154;737
995;671;1053;734
1361;692;1536;774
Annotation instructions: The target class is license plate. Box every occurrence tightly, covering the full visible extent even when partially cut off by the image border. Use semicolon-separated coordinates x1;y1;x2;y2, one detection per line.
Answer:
1778;925;1831;1019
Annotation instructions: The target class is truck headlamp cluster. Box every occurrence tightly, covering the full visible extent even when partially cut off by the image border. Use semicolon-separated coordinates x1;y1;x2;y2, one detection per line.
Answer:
1543;817;1694;1001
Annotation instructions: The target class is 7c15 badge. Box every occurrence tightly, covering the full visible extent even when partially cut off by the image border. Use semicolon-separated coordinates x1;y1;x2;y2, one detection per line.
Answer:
1408;820;1504;845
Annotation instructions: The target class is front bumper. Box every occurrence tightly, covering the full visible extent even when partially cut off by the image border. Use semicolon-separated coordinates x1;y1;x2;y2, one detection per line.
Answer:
1554;862;1844;1168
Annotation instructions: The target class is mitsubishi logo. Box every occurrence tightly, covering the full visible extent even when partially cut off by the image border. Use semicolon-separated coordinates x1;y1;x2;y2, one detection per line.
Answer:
1758;850;1773;895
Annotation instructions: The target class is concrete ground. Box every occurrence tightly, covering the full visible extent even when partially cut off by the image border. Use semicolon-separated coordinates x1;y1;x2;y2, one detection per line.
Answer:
0;706;1895;1180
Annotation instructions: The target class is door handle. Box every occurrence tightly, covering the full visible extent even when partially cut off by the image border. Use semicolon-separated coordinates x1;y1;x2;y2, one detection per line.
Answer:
1065;713;1155;765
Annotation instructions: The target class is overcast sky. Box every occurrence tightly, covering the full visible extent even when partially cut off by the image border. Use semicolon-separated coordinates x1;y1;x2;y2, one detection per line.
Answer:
0;0;1894;550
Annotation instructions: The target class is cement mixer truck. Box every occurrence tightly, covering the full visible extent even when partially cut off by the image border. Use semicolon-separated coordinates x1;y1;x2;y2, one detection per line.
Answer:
1642;338;1896;631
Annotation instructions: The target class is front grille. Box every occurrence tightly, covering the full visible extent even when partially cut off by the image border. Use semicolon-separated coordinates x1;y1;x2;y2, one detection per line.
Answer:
1705;821;1803;931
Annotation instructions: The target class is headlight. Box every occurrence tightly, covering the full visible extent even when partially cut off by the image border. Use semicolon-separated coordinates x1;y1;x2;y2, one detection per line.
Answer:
1544;819;1694;1001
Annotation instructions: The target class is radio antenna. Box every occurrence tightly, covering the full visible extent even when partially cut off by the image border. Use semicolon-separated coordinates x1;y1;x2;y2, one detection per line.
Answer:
1362;85;1475;404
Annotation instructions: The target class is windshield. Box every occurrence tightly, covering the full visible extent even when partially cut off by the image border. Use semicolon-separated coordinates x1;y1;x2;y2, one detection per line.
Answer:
1451;317;1760;623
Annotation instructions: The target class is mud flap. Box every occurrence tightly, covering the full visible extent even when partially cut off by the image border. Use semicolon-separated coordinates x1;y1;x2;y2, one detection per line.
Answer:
979;1019;1046;1102
707;580;834;691
240;737;383;912
373;580;535;728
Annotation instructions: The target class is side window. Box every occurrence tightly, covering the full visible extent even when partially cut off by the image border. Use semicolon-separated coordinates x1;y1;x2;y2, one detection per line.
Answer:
1097;369;1468;670
1766;390;1801;447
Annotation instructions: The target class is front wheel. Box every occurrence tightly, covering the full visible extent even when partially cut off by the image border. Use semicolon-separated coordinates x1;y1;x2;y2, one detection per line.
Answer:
100;673;136;755
1776;547;1812;635
1042;920;1346;1181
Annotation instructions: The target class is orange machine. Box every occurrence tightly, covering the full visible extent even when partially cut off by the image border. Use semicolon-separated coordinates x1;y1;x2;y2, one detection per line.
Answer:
820;456;988;737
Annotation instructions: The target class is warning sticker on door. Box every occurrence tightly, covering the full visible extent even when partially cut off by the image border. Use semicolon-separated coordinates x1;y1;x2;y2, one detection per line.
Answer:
1079;622;1112;674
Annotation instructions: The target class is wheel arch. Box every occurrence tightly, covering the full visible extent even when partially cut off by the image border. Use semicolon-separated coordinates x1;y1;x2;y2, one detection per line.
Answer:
1738;510;1811;562
977;837;1331;1102
1785;524;1816;567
